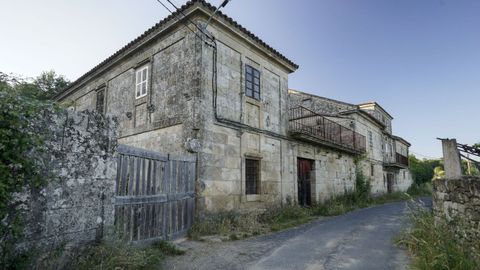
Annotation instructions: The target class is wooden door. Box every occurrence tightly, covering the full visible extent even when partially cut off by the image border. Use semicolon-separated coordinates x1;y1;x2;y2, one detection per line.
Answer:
387;173;394;193
297;158;313;206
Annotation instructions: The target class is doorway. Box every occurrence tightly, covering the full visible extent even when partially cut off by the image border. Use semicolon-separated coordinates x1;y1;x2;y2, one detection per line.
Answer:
387;173;394;193
297;158;314;206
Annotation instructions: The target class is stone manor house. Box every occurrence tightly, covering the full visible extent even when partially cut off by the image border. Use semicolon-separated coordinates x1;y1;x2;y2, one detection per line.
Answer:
55;0;412;212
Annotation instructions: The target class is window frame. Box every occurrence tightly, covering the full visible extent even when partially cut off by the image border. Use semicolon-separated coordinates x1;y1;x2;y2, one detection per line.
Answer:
245;158;260;195
245;64;260;100
368;131;373;149
95;87;105;114
135;65;149;99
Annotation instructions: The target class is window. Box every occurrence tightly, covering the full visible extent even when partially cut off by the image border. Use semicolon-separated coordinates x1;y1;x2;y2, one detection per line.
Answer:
371;164;374;176
403;171;406;179
245;159;260;194
135;65;149;99
96;88;105;114
245;65;260;100
368;131;373;148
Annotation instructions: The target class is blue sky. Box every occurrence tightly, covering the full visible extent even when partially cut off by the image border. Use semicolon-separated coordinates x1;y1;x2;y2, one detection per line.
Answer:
1;0;479;158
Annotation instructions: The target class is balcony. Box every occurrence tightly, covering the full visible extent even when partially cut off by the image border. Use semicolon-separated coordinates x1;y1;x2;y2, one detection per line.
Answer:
384;153;409;168
289;106;366;154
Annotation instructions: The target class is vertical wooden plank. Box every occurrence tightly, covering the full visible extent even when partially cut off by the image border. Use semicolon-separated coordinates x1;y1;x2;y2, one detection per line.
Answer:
159;202;164;238
183;199;188;231
150;160;156;195
129;205;134;241
187;198;192;230
159;162;165;194
146;159;152;195
114;205;118;232
120;156;128;196
140;205;145;240
161;203;165;239
189;197;195;231
179;199;185;232
141;157;146;196
172;201;177;236
180;161;188;193
151;203;156;238
148;205;151;239
136;205;141;241
115;205;122;235
189;162;196;193
171;160;177;195
163;202;169;239
115;155;122;195
122;205;128;240
128;156;135;196
135;157;141;196
163;160;170;197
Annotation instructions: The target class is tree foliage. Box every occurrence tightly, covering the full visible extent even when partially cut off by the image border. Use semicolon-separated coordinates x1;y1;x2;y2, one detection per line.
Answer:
408;155;442;184
0;70;69;100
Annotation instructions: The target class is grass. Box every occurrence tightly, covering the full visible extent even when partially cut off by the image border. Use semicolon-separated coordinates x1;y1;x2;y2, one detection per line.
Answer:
396;203;479;269
189;174;432;241
66;239;185;270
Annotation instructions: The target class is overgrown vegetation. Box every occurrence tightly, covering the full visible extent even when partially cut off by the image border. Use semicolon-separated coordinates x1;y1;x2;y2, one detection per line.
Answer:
409;154;443;184
61;239;184;270
397;204;479;269
190;169;427;241
0;71;68;268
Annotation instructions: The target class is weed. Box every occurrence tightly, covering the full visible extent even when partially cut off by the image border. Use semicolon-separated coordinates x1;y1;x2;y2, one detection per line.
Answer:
189;174;429;241
397;203;479;269
69;239;184;270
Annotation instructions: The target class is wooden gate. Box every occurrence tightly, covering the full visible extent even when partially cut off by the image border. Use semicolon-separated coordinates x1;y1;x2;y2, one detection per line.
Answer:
297;158;313;206
114;144;196;241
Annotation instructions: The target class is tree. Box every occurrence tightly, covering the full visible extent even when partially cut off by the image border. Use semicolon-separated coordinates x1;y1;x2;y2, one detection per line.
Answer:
408;154;442;184
34;70;70;99
0;70;69;100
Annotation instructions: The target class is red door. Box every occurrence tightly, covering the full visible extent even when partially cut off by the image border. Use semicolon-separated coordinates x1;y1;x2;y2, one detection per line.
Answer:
297;158;313;206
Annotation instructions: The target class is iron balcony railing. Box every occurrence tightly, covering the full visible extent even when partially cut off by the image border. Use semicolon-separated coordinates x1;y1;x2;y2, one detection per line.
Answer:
289;106;366;154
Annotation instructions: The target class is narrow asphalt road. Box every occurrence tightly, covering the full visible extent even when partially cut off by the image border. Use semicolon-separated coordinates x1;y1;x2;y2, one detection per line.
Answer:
164;198;432;270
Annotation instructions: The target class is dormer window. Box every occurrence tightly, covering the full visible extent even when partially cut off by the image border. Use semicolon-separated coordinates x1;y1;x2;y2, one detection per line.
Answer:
135;65;149;99
245;65;260;100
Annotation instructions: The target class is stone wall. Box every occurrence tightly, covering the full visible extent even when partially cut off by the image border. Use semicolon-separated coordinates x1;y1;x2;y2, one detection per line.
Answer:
433;177;480;252
16;109;117;253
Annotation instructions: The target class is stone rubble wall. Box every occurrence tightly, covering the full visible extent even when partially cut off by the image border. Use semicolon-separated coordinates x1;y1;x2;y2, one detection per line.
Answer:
17;109;118;252
433;177;480;252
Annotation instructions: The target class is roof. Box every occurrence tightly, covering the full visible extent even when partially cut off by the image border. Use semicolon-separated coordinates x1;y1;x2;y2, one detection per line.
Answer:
339;109;386;128
288;89;357;108
288;89;388;128
392;135;411;147
56;0;298;100
358;102;394;119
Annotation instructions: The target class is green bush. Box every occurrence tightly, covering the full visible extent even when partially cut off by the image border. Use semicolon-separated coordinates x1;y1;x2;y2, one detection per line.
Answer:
407;182;432;197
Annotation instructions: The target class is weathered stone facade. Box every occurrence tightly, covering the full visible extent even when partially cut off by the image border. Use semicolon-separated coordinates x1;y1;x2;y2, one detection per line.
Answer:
288;90;412;195
17;109;117;252
433;177;480;254
55;0;412;213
